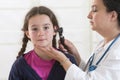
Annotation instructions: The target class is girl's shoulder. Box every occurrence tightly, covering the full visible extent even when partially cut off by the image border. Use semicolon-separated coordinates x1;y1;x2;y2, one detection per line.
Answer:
12;55;26;68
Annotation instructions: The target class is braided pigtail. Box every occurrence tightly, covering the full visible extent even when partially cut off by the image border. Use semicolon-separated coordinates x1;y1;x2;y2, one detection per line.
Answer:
17;34;28;58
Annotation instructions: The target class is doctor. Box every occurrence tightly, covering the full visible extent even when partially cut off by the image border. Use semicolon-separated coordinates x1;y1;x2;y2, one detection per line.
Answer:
38;0;120;79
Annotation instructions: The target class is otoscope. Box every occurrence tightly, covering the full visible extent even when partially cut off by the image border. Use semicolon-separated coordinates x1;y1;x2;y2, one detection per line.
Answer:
57;27;68;49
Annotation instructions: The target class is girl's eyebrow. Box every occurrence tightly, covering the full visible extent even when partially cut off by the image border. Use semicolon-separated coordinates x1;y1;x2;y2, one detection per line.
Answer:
43;23;51;26
30;24;38;27
29;23;51;27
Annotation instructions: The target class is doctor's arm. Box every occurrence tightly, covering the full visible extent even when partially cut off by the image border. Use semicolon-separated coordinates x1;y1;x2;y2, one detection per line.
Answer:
39;43;120;80
39;47;117;80
59;39;81;66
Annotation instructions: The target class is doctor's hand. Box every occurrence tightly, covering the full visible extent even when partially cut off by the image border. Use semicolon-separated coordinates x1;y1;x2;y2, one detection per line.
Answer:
39;47;72;71
59;39;81;65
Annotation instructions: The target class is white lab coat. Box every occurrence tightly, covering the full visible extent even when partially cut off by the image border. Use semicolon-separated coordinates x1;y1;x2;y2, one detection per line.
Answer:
65;37;120;80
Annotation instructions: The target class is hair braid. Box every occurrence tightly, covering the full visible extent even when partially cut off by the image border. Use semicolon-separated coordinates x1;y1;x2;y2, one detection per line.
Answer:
17;34;28;58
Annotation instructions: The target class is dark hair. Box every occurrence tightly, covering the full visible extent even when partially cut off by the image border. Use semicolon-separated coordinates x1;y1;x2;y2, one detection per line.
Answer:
103;0;120;26
17;6;60;58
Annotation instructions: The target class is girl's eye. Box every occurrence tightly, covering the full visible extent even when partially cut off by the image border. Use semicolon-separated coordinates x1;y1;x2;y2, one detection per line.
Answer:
44;26;49;30
31;27;38;31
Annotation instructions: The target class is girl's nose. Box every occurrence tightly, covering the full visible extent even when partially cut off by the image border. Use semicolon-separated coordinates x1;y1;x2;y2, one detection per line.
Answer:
38;29;44;36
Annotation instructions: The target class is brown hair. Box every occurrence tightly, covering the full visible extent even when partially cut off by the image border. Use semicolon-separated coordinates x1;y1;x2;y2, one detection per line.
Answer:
103;0;120;26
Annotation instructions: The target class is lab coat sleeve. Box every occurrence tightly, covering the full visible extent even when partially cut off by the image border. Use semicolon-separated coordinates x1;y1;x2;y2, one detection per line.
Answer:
79;59;86;70
65;64;87;80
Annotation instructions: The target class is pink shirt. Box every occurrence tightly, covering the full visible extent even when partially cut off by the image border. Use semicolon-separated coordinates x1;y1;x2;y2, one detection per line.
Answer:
24;50;55;80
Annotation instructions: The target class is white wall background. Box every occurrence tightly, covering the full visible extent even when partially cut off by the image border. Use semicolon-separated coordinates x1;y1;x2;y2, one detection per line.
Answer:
0;0;102;79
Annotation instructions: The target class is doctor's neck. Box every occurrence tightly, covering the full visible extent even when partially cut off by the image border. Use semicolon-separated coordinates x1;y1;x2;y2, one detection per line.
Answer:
103;32;120;46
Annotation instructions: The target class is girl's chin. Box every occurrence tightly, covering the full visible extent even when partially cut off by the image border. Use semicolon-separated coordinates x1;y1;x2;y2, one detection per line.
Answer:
38;45;47;48
35;44;47;48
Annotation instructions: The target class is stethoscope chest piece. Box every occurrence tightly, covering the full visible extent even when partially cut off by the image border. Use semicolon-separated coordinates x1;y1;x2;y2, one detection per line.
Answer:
89;65;97;72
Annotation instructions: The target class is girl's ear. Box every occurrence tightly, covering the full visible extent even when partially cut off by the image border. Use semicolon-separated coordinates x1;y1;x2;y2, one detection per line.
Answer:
25;31;30;39
53;26;58;35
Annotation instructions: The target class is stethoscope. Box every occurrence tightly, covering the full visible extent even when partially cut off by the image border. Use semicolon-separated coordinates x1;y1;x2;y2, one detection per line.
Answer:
88;34;120;72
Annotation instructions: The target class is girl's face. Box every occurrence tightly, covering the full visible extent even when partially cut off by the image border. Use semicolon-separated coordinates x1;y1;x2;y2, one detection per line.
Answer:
87;0;113;33
26;14;56;48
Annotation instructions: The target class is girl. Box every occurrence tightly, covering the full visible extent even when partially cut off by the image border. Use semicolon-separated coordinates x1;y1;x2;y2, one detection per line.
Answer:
9;6;77;80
